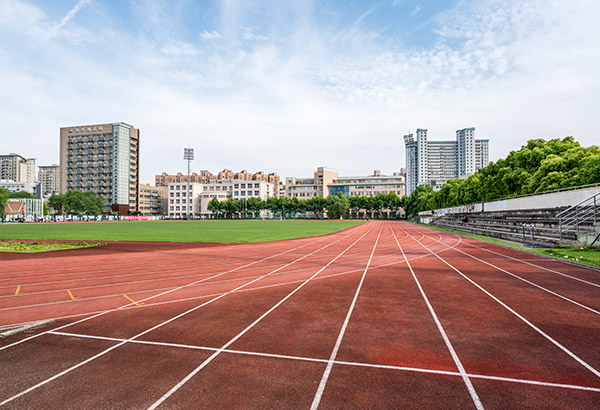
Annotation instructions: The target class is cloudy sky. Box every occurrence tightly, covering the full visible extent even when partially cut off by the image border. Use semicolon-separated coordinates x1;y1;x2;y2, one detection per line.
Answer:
1;0;598;183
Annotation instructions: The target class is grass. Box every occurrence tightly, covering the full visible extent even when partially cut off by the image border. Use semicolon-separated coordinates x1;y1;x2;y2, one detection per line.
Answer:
0;220;364;243
419;223;600;269
0;240;100;253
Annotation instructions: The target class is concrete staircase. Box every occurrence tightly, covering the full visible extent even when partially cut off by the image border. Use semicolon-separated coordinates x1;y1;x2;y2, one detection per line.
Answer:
430;208;588;247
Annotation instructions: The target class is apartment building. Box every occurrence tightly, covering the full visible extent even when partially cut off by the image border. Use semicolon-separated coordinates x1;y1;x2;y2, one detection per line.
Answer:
60;122;140;215
155;171;215;186
156;169;281;196
404;127;489;196
167;180;275;218
198;180;274;215
0;153;36;182
38;164;60;199
328;170;405;198
138;184;168;215
285;167;339;199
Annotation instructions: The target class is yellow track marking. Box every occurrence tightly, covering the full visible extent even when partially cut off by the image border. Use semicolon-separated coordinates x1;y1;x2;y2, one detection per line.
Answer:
67;290;79;300
123;294;144;306
15;286;21;295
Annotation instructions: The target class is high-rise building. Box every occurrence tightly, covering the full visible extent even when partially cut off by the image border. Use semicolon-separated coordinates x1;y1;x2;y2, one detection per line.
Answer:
38;164;60;199
404;127;489;196
0;153;36;182
60;123;140;215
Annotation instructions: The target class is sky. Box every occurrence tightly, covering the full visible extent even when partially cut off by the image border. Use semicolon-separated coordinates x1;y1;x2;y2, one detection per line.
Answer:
0;0;599;184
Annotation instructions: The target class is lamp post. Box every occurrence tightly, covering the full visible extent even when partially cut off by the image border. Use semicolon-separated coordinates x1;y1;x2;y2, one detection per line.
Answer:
184;147;194;219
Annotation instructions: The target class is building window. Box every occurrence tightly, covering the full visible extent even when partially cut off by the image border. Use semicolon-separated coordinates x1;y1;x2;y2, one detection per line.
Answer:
254;190;259;196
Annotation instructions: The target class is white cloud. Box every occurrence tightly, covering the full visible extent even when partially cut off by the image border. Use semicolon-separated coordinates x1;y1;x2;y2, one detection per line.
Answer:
0;0;599;184
161;41;201;56
199;30;222;40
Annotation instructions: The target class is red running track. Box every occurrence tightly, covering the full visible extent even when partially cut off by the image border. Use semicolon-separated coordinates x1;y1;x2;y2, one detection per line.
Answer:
1;221;600;409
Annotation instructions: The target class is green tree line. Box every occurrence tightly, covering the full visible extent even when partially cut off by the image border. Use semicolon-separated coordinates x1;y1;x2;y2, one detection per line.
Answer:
403;137;600;216
48;190;106;216
207;192;403;219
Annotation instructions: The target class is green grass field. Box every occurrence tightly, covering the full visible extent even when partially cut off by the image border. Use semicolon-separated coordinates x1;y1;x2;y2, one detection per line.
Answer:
0;220;363;243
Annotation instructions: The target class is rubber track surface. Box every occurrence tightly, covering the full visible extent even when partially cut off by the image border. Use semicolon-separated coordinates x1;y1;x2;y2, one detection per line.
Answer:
1;221;599;409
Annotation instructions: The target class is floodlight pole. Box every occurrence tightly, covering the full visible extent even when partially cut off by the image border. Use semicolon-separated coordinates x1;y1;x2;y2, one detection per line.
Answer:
184;147;194;219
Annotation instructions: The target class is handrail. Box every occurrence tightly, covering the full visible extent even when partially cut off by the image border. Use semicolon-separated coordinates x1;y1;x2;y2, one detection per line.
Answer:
491;182;600;203
556;193;598;217
558;192;599;239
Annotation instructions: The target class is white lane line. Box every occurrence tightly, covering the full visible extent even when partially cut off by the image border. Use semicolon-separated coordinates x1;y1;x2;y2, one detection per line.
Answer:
0;246;397;297
146;225;377;410
49;330;600;394
404;227;600;381
309;225;383;410
0;225;368;406
0;227;342;352
461;240;600;288
437;241;600;316
0;227;461;329
390;225;484;410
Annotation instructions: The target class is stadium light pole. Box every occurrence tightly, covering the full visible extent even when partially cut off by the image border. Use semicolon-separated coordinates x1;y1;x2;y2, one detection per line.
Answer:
184;147;194;219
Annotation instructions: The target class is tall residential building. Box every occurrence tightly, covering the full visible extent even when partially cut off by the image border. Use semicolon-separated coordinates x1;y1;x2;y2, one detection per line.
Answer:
404;127;489;196
0;153;36;182
156;169;281;197
38;164;60;199
60;122;140;215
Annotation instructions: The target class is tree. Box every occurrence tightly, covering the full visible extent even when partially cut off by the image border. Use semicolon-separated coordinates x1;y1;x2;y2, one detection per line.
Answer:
0;187;9;221
326;192;350;219
9;191;38;199
207;197;221;218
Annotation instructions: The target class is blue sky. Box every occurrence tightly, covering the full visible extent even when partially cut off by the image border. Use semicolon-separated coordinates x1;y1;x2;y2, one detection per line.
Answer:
1;0;598;184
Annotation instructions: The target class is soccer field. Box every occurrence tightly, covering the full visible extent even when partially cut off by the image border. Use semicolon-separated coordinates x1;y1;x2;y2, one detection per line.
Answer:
0;220;364;243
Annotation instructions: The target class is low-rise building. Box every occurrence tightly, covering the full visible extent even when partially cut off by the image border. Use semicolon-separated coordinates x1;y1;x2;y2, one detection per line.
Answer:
286;168;405;199
0;180;40;196
3;198;43;221
156;169;281;197
138;184;168;215
285;167;339;199
328;170;405;197
167;182;204;218
166;179;276;218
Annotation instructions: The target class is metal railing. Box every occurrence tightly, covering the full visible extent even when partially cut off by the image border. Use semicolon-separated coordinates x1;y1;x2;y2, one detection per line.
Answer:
557;192;599;239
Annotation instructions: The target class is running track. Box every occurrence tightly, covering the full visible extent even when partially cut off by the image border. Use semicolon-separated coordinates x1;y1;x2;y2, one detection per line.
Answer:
1;221;599;409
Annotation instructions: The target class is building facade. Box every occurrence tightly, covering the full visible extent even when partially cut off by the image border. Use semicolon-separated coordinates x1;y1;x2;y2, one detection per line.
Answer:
138;184;168;215
404;127;489;196
0;180;40;196
328;170;405;198
0;153;35;182
60;122;140;215
38;164;60;199
156;169;281;197
166;180;275;218
285;167;339;199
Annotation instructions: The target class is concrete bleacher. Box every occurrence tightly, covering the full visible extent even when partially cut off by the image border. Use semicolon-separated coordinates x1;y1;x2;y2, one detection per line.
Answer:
430;208;580;247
